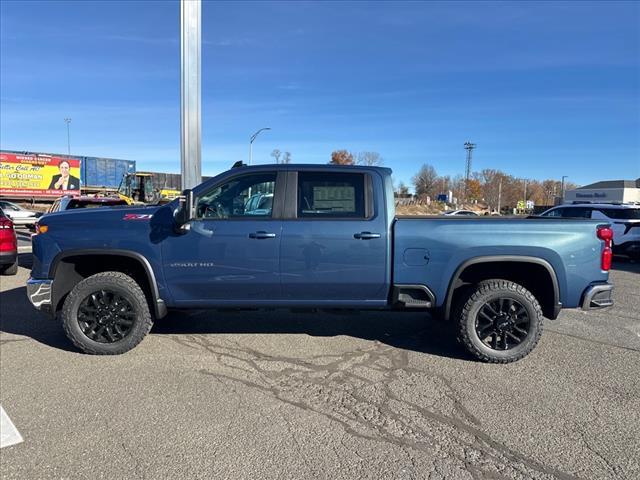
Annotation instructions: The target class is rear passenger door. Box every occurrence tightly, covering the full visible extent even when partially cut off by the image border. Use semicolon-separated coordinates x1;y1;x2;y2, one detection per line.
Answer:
280;170;388;304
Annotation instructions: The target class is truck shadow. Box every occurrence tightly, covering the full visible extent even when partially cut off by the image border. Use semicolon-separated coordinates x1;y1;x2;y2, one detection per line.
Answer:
153;308;469;360
0;284;469;361
0;285;77;352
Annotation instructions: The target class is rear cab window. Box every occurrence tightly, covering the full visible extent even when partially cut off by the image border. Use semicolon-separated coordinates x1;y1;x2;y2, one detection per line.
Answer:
297;172;367;218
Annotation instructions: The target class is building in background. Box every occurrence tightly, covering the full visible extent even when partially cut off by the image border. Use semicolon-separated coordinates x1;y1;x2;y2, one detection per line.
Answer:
564;179;640;204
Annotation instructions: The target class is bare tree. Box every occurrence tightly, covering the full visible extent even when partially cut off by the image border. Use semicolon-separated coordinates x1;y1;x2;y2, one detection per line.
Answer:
395;181;410;197
282;151;292;164
329;150;355;165
412;164;439;199
356;151;383;166
270;149;281;164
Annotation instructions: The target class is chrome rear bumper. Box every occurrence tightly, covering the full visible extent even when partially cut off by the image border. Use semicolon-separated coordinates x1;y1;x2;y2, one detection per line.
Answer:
581;284;614;310
26;278;53;315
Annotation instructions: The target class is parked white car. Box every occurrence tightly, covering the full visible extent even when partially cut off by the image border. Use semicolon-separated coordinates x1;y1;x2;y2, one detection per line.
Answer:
540;203;640;260
443;209;479;216
0;200;40;227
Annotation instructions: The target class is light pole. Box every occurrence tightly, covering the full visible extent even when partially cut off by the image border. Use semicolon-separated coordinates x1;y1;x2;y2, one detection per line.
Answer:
64;118;72;156
561;175;568;203
249;127;271;165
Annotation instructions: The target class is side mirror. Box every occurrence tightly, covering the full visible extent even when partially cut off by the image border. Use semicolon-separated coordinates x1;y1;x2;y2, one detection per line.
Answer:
175;189;194;230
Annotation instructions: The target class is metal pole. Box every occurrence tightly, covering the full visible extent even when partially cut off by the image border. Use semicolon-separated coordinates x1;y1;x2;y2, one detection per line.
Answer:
523;179;527;212
463;141;476;200
249;127;271;165
180;0;202;191
497;177;502;214
561;176;568;203
64;118;71;156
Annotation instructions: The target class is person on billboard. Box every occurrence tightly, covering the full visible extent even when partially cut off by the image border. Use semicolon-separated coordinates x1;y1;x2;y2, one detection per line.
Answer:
48;159;80;191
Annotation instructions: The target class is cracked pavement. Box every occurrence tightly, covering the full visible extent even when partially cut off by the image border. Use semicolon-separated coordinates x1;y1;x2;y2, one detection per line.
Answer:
1;255;638;479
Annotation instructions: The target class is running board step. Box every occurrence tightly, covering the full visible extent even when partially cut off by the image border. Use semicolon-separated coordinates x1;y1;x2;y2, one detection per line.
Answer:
393;285;435;308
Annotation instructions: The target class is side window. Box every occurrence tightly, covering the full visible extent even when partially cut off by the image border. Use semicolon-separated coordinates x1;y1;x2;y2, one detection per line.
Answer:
543;208;563;217
298;172;366;218
196;173;276;219
599;208;640;220
591;210;609;220
562;207;590;218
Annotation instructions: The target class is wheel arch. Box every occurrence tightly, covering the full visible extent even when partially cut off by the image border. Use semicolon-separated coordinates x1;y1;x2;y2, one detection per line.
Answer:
443;256;561;321
49;249;167;319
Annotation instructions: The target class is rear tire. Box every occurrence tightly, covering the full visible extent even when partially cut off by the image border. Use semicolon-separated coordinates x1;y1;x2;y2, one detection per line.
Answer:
1;259;18;276
455;279;543;363
61;272;153;355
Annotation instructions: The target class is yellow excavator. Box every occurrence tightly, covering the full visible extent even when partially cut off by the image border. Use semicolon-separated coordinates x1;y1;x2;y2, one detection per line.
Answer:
117;172;181;205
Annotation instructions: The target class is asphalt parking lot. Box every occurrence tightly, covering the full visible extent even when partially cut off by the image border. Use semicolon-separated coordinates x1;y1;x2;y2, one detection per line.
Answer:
1;255;638;480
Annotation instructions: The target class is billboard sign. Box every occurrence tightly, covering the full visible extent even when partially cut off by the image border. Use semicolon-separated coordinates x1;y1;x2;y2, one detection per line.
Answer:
0;151;81;198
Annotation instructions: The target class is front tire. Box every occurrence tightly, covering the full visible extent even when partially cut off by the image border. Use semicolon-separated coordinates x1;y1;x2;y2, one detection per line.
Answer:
455;279;543;363
61;272;153;354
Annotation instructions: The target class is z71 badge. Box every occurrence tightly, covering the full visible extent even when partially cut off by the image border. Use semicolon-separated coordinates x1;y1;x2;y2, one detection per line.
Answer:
123;213;153;221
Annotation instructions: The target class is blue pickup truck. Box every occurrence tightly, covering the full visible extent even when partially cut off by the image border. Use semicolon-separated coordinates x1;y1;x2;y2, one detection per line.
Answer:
27;164;614;362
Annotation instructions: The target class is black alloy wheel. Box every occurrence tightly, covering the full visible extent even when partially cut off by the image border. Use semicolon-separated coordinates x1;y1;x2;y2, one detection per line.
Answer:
455;279;543;363
77;289;136;343
475;298;530;351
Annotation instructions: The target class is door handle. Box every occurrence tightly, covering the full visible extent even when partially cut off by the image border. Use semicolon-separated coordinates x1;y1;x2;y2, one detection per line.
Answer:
249;231;277;239
353;232;381;240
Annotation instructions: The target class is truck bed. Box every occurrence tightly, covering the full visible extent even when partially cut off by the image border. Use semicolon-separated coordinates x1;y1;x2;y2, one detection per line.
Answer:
393;216;609;310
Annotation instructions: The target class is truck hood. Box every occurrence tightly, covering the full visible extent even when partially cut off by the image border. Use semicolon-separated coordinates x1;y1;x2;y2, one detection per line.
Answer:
39;204;164;224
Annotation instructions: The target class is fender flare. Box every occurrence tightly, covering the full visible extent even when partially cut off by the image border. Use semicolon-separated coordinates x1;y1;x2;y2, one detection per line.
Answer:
443;255;561;321
49;249;167;319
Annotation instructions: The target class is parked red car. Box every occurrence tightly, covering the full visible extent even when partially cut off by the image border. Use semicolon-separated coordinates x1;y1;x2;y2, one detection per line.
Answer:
0;207;18;275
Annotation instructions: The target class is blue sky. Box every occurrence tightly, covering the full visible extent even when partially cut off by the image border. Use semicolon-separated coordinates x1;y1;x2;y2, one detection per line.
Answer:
1;0;638;187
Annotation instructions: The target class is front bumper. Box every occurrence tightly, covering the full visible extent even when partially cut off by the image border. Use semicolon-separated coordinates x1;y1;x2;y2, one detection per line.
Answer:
26;278;53;315
581;283;614;310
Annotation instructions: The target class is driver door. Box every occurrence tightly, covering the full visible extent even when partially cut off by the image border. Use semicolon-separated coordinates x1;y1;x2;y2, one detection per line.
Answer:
161;171;283;304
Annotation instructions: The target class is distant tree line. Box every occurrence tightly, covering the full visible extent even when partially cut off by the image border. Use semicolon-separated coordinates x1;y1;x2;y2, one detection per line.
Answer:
270;149;292;164
328;150;384;166
326;150;578;210
409;164;579;210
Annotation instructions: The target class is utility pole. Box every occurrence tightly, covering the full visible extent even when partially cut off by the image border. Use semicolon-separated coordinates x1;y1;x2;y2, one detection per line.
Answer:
249;128;271;165
180;0;202;190
561;175;568;203
463;141;476;200
497;177;502;214
523;178;528;212
64;118;71;156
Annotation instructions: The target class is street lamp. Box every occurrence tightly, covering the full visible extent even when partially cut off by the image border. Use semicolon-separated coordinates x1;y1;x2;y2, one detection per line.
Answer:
64;118;72;156
249;127;271;165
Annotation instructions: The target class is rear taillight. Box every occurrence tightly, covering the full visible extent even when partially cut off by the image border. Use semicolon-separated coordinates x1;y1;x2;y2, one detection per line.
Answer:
597;226;613;271
0;218;17;252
